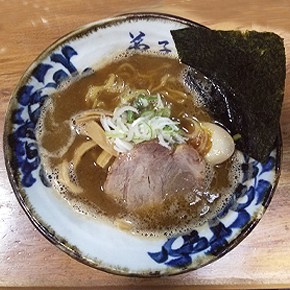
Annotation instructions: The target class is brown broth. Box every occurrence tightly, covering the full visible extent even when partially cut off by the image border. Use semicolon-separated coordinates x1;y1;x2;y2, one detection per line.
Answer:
37;53;241;237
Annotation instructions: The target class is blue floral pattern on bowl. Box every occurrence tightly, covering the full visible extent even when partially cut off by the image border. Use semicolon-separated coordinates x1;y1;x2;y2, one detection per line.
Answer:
3;13;281;276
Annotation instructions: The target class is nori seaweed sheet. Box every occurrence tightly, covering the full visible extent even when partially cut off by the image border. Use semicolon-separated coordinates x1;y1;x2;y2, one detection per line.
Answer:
171;27;286;163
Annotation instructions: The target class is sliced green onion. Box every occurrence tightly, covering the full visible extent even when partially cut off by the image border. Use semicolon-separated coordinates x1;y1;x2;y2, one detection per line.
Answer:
233;133;242;141
127;110;135;123
101;94;188;153
141;110;155;119
163;125;172;131
157;107;171;118
105;132;122;138
147;96;158;100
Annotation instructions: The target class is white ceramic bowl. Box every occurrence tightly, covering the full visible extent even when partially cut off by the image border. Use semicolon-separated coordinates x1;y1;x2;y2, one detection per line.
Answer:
3;12;281;276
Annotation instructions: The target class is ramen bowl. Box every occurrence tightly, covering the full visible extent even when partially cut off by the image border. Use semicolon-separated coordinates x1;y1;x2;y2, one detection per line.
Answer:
3;12;281;276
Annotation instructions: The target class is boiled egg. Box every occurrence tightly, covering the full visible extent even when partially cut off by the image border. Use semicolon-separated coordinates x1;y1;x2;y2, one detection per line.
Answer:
202;122;235;165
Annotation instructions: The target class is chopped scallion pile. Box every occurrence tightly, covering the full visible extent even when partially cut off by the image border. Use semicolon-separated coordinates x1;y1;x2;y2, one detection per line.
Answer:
100;93;188;153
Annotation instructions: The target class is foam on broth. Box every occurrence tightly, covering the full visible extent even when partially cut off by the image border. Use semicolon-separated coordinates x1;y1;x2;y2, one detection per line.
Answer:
36;53;243;237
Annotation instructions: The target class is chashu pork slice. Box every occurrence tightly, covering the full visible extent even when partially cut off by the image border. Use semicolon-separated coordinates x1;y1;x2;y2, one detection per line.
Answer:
104;141;206;209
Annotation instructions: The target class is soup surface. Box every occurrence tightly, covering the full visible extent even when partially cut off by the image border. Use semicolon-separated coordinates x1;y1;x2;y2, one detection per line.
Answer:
37;53;242;237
